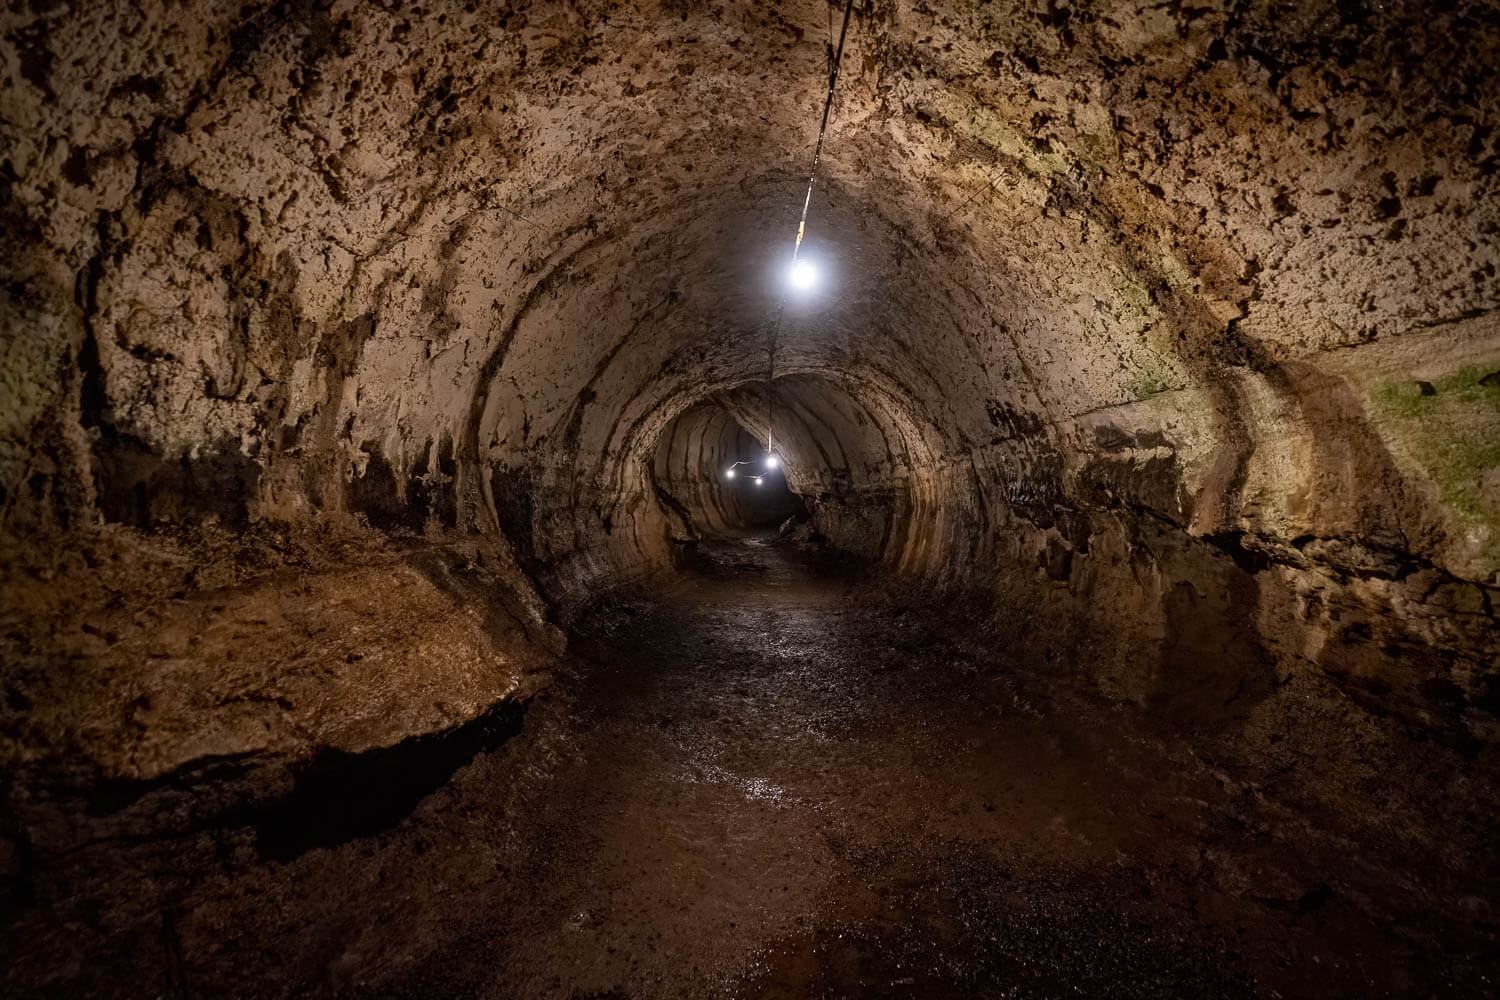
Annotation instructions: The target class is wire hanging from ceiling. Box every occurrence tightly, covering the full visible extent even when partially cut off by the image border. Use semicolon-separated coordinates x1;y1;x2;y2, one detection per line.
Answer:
759;0;857;468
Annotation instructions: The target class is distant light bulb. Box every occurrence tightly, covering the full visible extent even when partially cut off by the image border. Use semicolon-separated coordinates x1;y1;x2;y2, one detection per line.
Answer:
788;258;818;290
754;477;763;486
765;454;779;470
725;468;736;479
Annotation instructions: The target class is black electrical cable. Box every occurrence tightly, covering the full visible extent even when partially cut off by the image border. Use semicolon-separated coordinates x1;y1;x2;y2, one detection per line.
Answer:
794;0;856;260
766;0;857;455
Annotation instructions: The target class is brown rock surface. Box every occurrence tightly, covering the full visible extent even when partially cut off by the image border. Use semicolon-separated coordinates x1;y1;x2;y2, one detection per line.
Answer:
2;0;1499;994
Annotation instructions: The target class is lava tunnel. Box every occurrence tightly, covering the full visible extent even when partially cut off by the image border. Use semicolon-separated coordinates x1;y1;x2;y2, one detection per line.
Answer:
2;0;1499;996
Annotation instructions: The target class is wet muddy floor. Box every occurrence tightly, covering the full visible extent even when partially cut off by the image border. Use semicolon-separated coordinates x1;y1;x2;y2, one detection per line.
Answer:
4;533;1496;997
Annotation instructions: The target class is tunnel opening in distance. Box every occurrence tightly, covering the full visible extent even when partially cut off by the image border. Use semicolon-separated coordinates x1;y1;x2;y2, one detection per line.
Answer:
650;400;806;539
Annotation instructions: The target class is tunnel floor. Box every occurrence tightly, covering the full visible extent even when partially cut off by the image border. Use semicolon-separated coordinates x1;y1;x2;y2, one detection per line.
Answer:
7;533;1494;997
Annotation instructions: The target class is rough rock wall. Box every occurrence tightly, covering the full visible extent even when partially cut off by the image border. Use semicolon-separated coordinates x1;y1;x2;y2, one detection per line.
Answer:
3;0;1499;762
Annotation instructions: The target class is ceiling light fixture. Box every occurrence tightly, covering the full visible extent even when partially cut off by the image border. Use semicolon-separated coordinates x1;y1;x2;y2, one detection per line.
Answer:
788;258;818;290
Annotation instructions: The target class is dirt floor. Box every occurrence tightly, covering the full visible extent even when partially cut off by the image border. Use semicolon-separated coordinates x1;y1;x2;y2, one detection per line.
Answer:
3;532;1497;997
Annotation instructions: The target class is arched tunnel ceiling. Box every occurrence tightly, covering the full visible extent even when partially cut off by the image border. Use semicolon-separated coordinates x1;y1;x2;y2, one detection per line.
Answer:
9;8;1500;989
3;0;1500;591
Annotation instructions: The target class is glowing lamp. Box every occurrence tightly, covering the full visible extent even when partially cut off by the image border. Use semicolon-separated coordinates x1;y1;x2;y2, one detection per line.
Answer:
725;468;736;479
765;454;779;470
788;258;818;290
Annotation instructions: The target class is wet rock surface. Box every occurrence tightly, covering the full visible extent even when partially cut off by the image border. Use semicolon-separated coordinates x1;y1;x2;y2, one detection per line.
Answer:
4;535;1495;997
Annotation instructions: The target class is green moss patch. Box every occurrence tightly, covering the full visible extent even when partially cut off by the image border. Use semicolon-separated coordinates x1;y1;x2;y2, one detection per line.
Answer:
1370;363;1500;560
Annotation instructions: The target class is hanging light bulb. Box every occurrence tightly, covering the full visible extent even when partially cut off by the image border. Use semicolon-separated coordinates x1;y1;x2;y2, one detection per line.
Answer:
754;476;764;486
765;453;779;470
725;468;736;479
788;258;818;291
